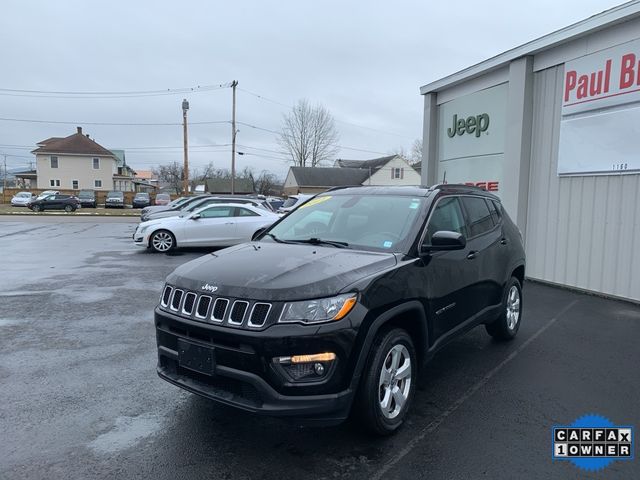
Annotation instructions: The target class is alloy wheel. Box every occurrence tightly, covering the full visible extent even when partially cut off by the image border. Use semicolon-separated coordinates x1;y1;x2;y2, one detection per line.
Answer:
378;344;412;419
152;231;173;252
506;285;521;330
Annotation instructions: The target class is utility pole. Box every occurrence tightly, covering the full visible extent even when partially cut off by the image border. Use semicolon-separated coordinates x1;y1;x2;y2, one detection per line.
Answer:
230;80;238;195
2;154;6;204
182;99;190;195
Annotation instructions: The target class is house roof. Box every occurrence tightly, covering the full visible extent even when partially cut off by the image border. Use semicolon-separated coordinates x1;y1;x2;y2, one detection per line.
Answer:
420;1;640;94
335;155;397;171
290;167;370;187
134;170;156;180
13;170;37;178
205;177;254;194
36;137;63;146
32;127;115;157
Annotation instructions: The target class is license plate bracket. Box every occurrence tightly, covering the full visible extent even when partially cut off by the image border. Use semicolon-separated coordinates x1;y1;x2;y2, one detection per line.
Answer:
177;339;215;376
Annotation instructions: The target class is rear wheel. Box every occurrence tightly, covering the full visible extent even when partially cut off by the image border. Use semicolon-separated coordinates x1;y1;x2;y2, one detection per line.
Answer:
485;277;522;340
355;328;416;435
32;205;41;212
64;205;73;213
150;230;175;253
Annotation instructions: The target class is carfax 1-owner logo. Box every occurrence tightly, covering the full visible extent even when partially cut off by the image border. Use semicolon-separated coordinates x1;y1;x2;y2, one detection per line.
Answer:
552;414;634;472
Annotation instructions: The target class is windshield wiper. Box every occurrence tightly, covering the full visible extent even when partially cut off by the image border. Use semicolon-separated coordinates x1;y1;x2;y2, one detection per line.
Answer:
265;233;292;244
291;238;349;248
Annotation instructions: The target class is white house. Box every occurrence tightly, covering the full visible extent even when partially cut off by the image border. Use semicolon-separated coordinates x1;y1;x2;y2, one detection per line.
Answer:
31;127;133;191
284;155;421;194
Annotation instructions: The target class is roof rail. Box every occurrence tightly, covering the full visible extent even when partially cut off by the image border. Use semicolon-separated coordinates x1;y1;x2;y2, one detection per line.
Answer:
427;183;498;193
323;185;364;192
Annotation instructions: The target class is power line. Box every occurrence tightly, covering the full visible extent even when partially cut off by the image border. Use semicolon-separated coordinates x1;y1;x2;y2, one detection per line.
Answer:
0;116;230;126
0;83;233;99
239;87;414;140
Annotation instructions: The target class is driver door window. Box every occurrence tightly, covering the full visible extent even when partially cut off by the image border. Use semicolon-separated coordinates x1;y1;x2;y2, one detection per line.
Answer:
425;197;466;244
199;206;234;218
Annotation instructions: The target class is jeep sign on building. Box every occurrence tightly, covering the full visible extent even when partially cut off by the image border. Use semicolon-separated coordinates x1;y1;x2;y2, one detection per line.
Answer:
420;3;640;303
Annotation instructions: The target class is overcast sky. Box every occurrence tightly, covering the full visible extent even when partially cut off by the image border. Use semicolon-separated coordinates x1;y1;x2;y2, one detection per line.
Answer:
0;0;626;179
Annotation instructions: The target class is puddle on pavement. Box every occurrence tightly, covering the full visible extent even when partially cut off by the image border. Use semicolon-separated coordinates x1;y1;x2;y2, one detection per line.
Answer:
0;318;20;327
88;413;162;454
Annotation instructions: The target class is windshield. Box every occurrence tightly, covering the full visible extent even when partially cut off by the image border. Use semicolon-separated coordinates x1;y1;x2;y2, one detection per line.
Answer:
17;192;32;198
78;191;93;198
281;197;299;208
265;194;425;252
107;192;123;198
135;193;149;198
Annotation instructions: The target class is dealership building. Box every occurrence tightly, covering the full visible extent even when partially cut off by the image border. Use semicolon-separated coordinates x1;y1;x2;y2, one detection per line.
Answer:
420;1;640;303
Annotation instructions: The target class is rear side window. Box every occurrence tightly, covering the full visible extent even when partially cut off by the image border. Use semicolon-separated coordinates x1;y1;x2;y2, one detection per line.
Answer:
461;197;495;237
236;207;259;217
487;200;501;224
425;197;466;243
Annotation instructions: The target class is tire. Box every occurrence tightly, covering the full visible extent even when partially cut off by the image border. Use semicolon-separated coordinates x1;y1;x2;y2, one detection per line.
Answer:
150;230;176;253
32;205;41;212
64;205;73;213
485;277;522;341
355;328;416;435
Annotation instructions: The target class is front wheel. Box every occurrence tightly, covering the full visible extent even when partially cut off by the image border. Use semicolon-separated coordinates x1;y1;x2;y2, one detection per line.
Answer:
150;230;175;253
64;205;74;213
32;205;42;212
485;277;522;340
355;328;416;435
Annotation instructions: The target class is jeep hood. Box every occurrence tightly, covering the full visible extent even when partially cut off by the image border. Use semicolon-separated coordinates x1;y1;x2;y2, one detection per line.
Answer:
166;242;397;301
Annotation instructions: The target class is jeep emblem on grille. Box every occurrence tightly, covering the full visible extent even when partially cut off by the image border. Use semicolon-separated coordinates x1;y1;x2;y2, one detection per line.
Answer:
201;283;218;293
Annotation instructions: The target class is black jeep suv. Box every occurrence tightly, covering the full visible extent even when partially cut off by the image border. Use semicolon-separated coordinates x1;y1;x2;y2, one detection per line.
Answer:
155;185;525;435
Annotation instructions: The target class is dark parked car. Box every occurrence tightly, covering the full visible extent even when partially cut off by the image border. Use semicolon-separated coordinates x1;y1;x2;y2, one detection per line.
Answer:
28;194;79;213
154;185;525;435
133;192;151;208
105;191;125;208
77;190;97;208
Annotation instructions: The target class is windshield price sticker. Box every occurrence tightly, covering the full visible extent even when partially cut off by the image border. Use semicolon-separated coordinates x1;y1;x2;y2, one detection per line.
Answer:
299;196;332;209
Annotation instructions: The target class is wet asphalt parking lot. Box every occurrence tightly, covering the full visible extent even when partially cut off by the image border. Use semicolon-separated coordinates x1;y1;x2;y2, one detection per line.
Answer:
0;215;639;480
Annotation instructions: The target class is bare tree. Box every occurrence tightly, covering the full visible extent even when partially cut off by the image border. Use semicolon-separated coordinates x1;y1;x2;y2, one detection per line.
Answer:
278;99;340;167
409;138;423;164
189;161;216;191
153;162;183;195
254;170;281;195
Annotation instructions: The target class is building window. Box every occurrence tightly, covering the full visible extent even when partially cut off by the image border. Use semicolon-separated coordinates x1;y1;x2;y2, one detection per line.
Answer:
50;156;58;168
94;180;102;188
50;179;61;187
72;180;79;189
93;158;100;169
393;167;401;179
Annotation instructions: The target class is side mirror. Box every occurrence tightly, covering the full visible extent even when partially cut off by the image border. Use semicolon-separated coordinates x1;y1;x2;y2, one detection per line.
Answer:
421;231;466;254
190;213;201;220
252;228;266;241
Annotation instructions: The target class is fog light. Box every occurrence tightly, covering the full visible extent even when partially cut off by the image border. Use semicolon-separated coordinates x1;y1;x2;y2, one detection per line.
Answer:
273;352;336;382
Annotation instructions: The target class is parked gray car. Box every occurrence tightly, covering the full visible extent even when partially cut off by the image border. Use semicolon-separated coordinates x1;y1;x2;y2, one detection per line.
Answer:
144;196;272;222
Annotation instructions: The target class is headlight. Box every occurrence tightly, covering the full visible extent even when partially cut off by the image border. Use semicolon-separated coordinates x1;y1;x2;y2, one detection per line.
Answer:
138;225;149;234
278;293;357;324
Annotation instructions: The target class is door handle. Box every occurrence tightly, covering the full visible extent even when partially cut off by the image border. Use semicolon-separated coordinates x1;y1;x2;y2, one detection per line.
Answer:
467;251;477;260
500;238;508;245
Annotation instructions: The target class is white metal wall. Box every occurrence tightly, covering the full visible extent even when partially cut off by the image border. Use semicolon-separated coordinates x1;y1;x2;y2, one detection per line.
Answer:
525;65;640;302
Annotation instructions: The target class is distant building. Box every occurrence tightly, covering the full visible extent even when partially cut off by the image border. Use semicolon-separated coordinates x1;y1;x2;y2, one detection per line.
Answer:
284;155;420;195
205;177;254;195
30;127;135;191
